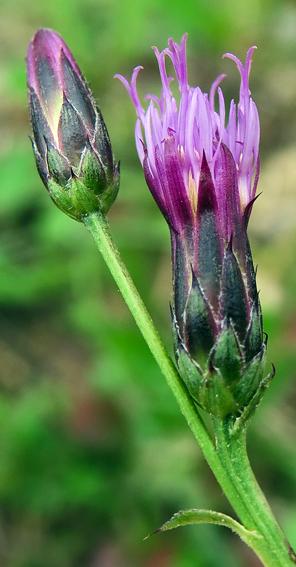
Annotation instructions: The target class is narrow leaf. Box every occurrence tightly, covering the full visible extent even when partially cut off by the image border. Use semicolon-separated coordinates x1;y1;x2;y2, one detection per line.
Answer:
147;508;261;547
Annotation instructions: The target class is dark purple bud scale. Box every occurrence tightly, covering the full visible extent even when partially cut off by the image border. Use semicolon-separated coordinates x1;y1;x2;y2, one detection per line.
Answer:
27;28;119;221
220;241;249;341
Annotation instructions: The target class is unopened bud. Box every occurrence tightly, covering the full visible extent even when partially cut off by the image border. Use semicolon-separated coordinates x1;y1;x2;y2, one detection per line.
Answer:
27;28;119;221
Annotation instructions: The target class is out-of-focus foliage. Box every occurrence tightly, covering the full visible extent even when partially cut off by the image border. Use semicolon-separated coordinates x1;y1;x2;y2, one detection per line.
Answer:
0;0;296;565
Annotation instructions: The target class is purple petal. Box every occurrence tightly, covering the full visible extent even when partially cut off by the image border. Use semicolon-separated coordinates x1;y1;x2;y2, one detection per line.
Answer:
214;143;240;240
116;36;260;233
163;133;193;230
114;66;144;118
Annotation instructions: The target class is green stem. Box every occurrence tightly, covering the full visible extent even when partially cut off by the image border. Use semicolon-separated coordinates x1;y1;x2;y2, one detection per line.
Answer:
213;419;296;567
84;212;218;468
84;211;294;567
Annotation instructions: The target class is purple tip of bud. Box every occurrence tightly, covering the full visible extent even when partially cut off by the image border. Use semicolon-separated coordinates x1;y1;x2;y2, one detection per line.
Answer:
27;28;96;157
27;28;81;96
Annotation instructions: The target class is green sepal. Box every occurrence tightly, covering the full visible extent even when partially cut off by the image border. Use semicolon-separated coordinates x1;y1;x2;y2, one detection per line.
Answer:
245;303;263;362
176;343;204;402
234;347;265;408
204;367;238;417
231;363;275;435
47;165;119;221
99;162;120;214
80;146;107;193
146;508;261;547
211;322;243;385
46;142;71;187
48;177;97;220
47;178;78;220
71;178;99;214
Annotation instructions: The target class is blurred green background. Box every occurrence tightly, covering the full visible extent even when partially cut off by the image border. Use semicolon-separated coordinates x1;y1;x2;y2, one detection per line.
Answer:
1;0;296;565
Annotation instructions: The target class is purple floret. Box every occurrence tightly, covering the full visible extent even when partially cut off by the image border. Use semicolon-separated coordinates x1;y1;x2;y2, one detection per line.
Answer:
116;35;267;418
115;35;259;235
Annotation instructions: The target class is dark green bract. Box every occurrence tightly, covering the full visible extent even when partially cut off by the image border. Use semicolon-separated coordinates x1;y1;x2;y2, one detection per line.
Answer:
173;262;274;421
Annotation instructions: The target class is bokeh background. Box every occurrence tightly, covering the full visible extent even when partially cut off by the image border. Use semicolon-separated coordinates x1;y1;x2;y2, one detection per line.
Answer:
1;0;296;565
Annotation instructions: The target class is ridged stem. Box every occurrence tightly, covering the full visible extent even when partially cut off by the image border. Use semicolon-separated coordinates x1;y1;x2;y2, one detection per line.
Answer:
83;210;295;567
213;418;296;566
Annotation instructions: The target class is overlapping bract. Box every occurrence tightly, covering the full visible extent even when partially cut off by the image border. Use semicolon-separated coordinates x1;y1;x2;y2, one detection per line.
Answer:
117;35;272;419
27;28;119;221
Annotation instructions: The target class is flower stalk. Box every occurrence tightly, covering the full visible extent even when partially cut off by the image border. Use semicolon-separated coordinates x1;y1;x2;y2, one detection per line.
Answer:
84;210;295;567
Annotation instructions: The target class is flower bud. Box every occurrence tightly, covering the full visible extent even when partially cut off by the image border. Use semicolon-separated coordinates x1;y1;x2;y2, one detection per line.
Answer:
27;28;119;221
117;35;274;421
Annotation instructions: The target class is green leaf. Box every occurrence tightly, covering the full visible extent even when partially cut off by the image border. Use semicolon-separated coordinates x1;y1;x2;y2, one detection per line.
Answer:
147;508;261;547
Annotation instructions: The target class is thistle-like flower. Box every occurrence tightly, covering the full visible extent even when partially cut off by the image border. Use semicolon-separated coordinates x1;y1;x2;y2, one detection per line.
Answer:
116;35;272;419
27;28;119;221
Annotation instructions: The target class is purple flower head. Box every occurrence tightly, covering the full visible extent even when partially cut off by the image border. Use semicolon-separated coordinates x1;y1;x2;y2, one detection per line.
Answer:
27;28;119;220
116;36;270;420
115;34;259;235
